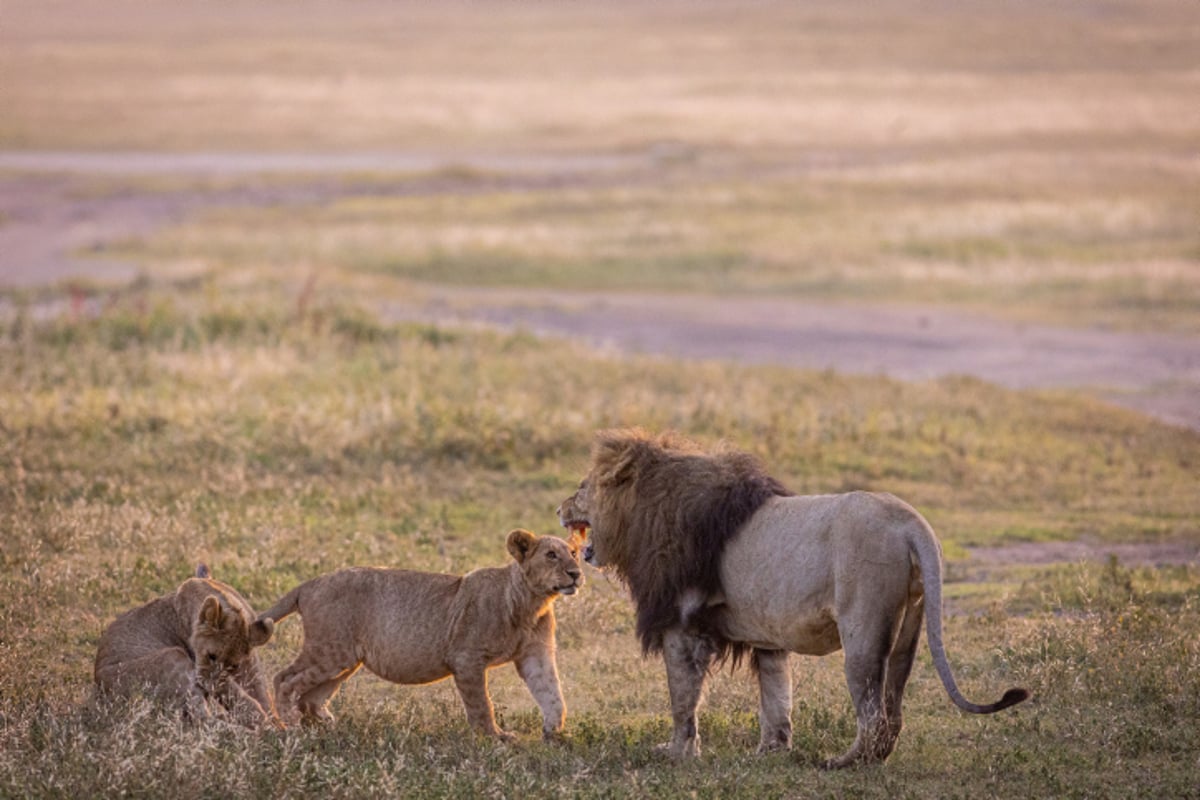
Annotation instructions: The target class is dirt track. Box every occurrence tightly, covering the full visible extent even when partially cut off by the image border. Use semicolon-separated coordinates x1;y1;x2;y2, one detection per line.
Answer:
2;151;1198;434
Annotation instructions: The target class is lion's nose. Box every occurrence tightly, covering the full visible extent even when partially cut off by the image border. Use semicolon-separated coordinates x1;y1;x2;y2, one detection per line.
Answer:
583;543;595;564
567;567;581;582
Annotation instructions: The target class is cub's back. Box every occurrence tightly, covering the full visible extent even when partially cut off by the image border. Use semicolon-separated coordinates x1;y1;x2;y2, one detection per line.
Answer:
95;594;182;671
297;566;462;638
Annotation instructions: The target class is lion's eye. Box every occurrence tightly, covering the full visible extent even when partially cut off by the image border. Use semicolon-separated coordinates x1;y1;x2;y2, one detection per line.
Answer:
206;654;218;664
546;551;558;560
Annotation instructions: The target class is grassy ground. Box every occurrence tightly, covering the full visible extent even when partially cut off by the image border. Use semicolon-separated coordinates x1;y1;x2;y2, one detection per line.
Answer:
3;0;1199;796
108;152;1200;333
1;295;1197;798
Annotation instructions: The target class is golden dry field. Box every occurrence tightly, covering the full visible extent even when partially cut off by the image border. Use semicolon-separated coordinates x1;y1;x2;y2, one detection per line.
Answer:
1;1;1199;797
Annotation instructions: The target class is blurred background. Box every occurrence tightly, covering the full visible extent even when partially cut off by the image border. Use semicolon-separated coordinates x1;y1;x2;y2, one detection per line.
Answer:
3;0;1198;422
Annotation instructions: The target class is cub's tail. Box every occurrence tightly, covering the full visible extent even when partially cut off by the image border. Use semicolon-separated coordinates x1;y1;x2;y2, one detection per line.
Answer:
257;585;304;626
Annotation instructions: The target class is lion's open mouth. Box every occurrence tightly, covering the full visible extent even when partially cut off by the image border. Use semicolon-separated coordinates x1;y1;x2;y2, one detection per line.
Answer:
562;521;590;538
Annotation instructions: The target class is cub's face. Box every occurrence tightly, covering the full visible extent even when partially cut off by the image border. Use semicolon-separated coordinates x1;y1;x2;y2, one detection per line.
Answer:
508;529;584;597
189;595;274;687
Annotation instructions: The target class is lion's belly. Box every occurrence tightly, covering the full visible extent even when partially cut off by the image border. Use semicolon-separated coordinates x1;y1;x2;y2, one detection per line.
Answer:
717;494;905;656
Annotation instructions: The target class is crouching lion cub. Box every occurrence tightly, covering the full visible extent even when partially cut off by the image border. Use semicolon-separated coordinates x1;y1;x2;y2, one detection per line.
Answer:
95;564;276;727
261;529;583;740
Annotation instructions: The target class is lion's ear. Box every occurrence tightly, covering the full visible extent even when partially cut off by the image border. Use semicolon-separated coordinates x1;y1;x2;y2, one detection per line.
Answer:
250;616;274;647
506;529;538;563
199;596;225;630
594;430;643;486
195;563;211;580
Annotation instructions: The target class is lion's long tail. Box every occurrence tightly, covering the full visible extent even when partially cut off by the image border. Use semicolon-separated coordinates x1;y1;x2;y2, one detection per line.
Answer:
257;585;303;626
907;519;1029;714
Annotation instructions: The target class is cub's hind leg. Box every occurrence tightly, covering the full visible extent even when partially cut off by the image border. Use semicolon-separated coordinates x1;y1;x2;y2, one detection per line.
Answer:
451;665;510;740
97;646;209;721
297;666;361;722
275;651;361;724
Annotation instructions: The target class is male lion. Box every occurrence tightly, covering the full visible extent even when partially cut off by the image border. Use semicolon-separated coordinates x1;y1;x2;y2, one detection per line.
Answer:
94;564;277;727
557;428;1028;768
261;529;583;740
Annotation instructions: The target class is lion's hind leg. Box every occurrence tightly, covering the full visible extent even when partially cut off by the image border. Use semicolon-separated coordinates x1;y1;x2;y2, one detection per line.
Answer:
823;612;899;769
879;595;925;759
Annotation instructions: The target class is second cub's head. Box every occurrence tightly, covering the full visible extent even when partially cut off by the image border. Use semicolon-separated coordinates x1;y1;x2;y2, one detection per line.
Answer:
189;592;274;686
507;529;584;597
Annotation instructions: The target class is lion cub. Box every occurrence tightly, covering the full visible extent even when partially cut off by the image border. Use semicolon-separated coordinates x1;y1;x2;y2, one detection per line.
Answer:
95;564;277;727
261;529;583;739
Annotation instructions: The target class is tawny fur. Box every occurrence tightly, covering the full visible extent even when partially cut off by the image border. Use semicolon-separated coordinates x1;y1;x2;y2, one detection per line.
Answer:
558;428;1028;768
261;529;583;740
94;564;277;727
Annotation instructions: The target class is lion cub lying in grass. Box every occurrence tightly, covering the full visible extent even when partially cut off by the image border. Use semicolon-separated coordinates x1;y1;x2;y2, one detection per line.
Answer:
95;564;276;727
261;529;583;740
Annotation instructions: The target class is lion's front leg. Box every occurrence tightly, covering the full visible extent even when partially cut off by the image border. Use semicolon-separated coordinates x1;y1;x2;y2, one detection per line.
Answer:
754;648;793;753
515;642;566;740
660;628;716;759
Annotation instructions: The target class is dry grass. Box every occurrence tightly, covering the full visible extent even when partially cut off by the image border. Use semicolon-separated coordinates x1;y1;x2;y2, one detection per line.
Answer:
1;295;1198;797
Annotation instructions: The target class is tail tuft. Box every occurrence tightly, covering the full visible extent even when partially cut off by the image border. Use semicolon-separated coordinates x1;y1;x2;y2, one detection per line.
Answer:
996;687;1030;710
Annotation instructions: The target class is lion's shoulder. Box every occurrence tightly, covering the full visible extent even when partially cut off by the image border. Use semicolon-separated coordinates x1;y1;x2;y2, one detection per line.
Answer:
587;429;790;655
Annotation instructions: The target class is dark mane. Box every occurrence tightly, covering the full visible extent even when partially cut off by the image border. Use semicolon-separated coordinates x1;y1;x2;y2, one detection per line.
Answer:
590;429;792;661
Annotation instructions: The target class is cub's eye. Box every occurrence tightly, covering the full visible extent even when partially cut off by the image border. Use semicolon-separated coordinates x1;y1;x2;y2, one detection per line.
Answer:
546;551;558;560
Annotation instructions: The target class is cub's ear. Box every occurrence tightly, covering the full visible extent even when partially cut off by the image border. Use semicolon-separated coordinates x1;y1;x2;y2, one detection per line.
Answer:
199;596;225;630
506;528;539;563
250;616;274;647
195;563;211;579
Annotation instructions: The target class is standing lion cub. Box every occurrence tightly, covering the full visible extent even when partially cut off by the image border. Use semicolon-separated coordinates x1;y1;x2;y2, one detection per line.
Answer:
261;528;583;740
94;564;276;727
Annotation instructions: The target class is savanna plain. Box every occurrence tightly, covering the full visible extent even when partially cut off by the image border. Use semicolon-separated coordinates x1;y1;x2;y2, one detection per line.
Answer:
1;1;1199;798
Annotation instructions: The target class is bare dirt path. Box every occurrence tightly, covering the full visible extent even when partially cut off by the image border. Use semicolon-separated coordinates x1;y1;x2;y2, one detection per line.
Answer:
3;151;1198;434
390;285;1200;430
